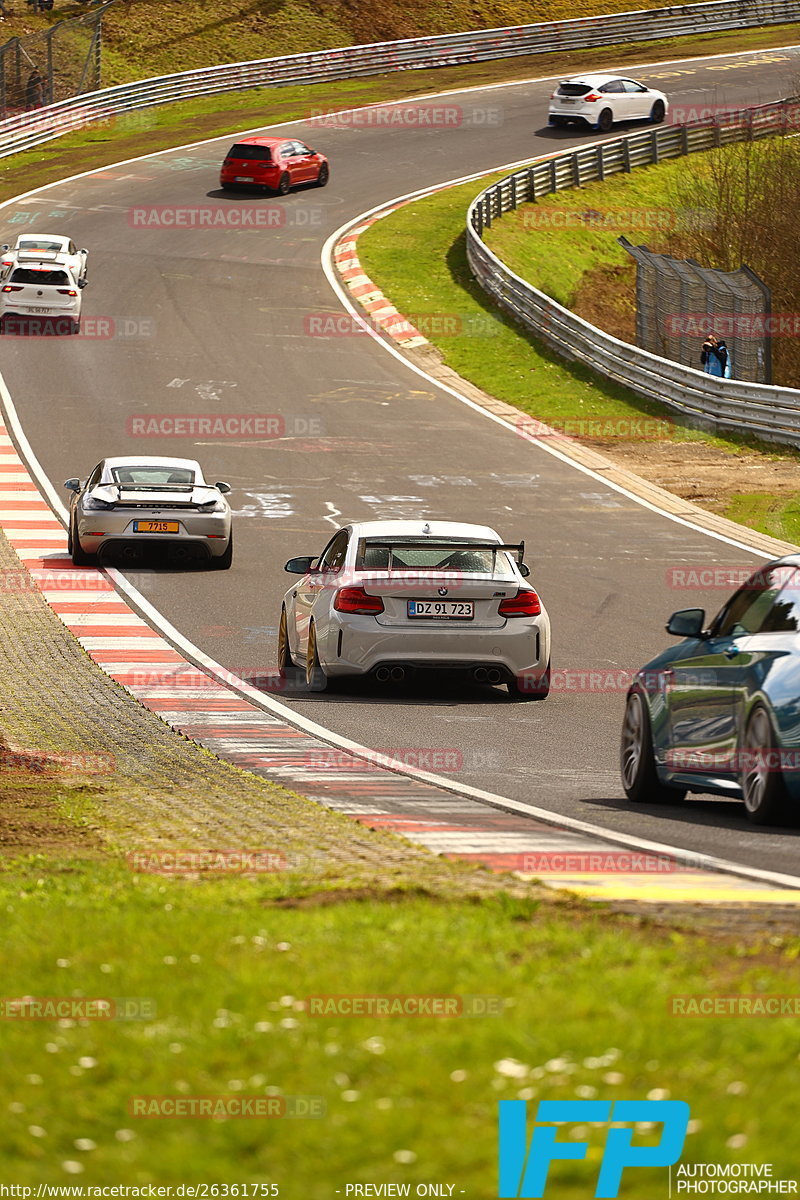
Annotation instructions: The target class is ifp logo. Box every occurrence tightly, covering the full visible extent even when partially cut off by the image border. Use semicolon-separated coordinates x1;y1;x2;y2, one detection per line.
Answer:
498;1099;689;1198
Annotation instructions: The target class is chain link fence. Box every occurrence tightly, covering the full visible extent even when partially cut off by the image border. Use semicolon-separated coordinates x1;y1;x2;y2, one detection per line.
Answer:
0;3;106;118
618;238;772;384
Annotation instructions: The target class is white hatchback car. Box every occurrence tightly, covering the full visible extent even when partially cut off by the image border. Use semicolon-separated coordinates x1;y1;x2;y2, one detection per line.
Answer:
1;233;88;282
0;257;84;333
278;520;551;698
548;74;668;132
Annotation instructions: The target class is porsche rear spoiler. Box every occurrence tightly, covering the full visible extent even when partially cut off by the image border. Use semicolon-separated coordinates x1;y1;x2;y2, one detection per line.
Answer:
115;483;194;495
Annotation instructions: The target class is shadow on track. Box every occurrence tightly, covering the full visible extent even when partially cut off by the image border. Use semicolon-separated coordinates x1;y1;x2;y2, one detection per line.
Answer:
584;794;800;833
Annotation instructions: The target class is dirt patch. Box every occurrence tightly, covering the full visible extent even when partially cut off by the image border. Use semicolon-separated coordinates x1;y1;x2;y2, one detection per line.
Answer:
588;438;800;514
613;901;800;941
267;885;467;908
0;766;104;858
574;259;637;345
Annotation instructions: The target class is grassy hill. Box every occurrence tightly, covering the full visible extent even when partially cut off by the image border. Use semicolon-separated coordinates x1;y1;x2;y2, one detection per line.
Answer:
25;0;685;84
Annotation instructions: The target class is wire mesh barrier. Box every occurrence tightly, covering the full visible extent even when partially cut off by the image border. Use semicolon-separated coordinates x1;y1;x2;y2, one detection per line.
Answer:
466;99;800;450
618;238;772;384
0;2;110;119
0;0;797;156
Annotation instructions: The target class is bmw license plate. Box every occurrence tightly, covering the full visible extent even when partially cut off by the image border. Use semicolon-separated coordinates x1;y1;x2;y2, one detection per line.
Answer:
235;176;255;183
133;520;180;533
407;600;474;620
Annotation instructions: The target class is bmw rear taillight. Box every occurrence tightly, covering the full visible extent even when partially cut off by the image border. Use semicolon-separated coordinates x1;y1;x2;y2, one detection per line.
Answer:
334;586;385;615
498;590;541;617
2;285;22;292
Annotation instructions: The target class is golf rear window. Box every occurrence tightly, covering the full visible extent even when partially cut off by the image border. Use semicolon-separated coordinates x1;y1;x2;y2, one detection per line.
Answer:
226;144;272;161
10;268;69;285
558;83;593;96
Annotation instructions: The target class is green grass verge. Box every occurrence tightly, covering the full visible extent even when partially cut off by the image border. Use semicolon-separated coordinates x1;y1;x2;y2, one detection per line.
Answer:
724;493;800;544
1;857;799;1189
357;150;800;471
358;175;718;442
482;160;689;310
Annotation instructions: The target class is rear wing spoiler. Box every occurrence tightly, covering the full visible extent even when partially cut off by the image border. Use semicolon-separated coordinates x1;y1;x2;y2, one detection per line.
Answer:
114;482;195;494
17;250;62;263
356;540;526;568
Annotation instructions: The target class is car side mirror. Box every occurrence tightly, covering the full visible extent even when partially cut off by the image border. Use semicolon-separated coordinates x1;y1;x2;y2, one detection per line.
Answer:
1;245;8;252
77;279;87;289
285;556;317;574
80;248;88;255
666;608;706;638
215;481;231;494
64;478;81;492
519;563;530;578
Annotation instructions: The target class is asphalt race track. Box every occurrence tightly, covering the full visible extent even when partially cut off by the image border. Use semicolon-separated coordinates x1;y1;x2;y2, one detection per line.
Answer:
2;44;800;875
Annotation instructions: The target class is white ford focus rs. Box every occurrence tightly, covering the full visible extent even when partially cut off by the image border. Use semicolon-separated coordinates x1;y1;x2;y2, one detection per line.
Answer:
548;73;668;132
278;520;551;698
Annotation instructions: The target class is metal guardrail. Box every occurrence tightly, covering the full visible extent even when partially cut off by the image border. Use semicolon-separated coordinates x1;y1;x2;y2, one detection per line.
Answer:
0;0;797;159
466;100;800;450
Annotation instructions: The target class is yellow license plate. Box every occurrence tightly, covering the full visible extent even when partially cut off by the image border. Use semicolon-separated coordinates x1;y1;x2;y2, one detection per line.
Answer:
133;520;180;534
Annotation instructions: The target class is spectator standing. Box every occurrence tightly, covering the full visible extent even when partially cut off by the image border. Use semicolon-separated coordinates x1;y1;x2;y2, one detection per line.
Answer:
715;337;733;379
26;67;44;110
701;333;732;379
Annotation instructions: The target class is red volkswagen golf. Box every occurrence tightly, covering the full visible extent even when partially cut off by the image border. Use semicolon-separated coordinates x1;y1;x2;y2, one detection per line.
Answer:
219;136;329;194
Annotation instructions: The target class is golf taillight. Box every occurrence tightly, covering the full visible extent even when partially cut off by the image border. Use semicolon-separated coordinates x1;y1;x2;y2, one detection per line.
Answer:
498;589;541;617
334;586;384;615
57;288;77;296
2;284;22;292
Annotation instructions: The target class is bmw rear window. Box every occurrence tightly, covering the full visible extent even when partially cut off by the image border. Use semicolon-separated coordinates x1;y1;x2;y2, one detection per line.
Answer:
558;83;593;96
356;538;515;575
10;268;70;285
226;144;272;161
